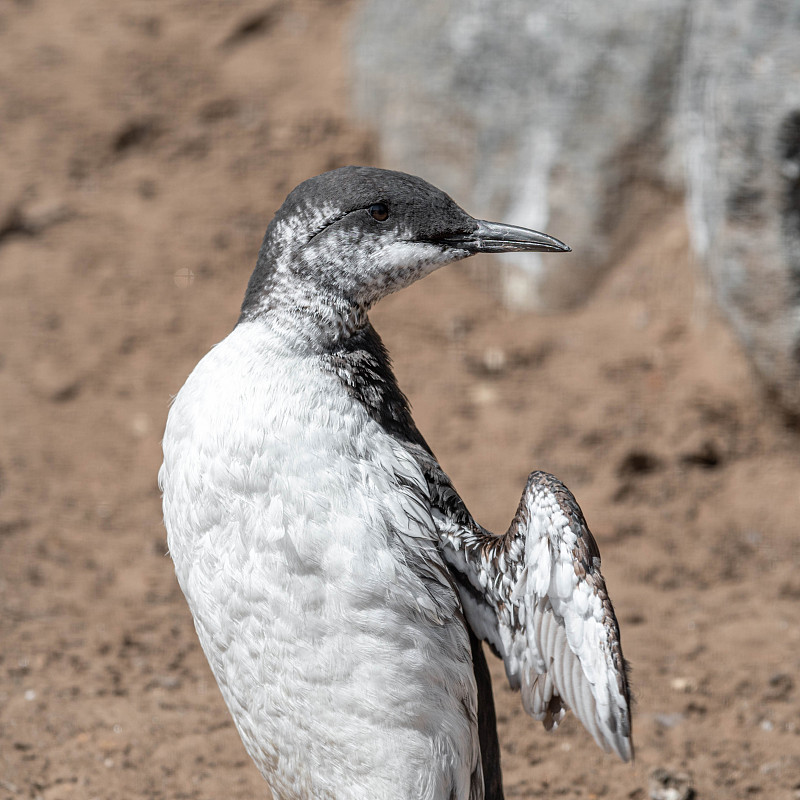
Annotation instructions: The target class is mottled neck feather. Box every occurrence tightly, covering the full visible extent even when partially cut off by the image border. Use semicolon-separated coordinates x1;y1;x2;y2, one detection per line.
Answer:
321;322;431;450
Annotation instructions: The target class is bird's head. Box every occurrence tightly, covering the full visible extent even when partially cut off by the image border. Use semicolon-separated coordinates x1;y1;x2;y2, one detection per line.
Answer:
240;166;569;334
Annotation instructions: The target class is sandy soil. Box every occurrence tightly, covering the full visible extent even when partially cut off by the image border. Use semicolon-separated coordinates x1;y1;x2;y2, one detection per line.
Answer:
1;2;799;798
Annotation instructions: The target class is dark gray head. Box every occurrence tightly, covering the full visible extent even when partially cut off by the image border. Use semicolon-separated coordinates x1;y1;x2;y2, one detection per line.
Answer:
240;166;569;331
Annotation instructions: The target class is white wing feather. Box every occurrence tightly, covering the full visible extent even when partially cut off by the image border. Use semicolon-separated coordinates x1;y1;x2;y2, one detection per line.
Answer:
434;469;633;762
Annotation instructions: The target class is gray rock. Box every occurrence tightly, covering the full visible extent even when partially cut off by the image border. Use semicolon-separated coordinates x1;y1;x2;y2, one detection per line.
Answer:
681;0;800;413
352;0;688;309
353;0;800;412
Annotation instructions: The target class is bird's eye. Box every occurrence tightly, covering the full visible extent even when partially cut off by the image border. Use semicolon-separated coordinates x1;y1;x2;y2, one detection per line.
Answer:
369;202;389;222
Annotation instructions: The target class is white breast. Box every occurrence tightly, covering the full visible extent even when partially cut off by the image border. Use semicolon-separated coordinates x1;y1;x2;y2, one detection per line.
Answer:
160;321;480;800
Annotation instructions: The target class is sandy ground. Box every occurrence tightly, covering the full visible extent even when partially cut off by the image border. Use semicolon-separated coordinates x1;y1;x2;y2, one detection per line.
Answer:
1;2;799;798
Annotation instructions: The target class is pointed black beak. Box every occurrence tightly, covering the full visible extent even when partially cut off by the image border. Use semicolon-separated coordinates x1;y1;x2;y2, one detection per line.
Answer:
443;219;571;254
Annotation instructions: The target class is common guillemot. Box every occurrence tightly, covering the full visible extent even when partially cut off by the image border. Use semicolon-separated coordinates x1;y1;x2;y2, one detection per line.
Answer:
159;166;632;800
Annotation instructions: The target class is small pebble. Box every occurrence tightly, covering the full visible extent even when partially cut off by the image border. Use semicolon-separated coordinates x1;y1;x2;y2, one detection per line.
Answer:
174;267;196;288
482;346;506;373
648;767;694;800
131;412;151;438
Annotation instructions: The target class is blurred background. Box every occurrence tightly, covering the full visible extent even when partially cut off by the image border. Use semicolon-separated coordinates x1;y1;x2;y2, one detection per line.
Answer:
1;1;798;798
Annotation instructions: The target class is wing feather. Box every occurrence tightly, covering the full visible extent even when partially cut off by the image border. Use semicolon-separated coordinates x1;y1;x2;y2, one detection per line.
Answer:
424;460;633;762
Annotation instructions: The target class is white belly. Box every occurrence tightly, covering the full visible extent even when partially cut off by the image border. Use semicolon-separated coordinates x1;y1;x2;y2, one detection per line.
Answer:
160;322;479;800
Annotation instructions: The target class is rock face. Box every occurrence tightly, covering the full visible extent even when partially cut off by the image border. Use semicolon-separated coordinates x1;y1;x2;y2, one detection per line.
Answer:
681;1;800;413
353;0;800;414
352;0;689;310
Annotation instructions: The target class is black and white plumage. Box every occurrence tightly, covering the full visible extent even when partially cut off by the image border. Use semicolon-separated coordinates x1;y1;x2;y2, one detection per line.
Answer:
159;167;632;800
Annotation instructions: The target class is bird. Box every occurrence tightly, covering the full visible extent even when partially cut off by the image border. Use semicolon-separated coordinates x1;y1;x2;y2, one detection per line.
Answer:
159;166;632;800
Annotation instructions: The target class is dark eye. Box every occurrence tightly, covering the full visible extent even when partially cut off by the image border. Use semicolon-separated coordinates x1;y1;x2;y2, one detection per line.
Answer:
369;202;389;222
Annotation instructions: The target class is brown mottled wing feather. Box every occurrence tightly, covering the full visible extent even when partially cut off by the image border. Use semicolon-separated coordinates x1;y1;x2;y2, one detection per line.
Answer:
422;458;633;762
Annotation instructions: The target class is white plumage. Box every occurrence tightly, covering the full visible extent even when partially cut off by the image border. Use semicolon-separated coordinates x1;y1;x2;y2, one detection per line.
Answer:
161;322;481;799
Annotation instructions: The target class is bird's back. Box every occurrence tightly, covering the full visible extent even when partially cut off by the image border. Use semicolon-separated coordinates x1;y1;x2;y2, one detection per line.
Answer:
160;319;483;800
